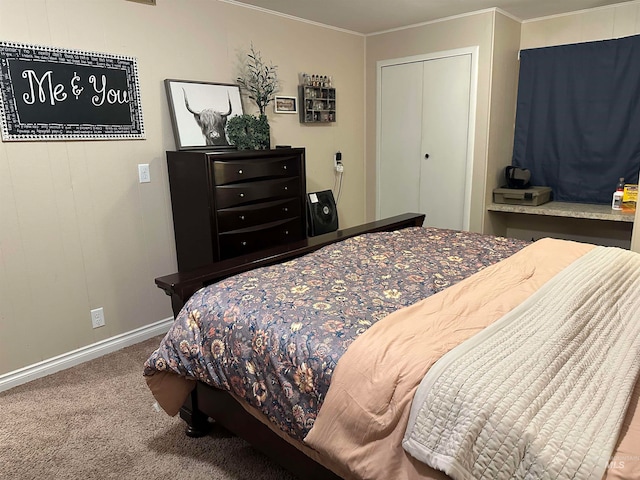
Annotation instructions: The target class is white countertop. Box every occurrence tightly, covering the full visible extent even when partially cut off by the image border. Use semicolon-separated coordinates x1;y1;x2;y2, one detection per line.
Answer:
487;201;635;223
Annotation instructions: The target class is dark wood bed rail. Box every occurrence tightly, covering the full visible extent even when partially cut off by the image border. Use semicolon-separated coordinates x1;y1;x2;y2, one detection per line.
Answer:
156;213;425;317
193;382;343;480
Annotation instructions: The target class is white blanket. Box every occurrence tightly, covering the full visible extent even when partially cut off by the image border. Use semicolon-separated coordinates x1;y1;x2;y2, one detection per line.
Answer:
403;246;640;480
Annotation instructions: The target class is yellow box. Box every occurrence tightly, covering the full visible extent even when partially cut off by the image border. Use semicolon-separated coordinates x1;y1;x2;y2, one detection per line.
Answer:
622;184;637;212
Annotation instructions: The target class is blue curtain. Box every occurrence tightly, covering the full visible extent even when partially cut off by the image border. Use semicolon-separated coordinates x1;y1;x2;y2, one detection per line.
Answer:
512;35;640;204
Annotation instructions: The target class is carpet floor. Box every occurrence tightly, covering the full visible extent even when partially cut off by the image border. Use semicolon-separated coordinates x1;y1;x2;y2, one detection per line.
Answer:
0;336;297;480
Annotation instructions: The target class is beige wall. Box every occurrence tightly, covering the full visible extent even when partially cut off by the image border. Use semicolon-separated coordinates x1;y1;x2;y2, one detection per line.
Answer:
483;12;521;236
364;2;640;240
364;11;495;232
0;0;365;375
520;1;640;49
520;1;640;250
3;0;640;376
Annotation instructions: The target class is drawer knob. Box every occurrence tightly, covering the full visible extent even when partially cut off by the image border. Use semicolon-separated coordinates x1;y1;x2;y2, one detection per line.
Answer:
239;193;245;198
284;230;289;235
283;207;288;212
238;169;243;174
283;165;287;170
284;186;288;191
239;215;245;220
241;241;247;246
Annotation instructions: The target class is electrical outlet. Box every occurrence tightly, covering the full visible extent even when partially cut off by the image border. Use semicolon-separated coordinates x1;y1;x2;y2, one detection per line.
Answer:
138;164;151;183
90;307;105;328
334;151;342;168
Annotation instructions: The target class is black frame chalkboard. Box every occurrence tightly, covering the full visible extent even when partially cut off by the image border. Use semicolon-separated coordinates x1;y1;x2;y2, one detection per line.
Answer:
0;41;145;141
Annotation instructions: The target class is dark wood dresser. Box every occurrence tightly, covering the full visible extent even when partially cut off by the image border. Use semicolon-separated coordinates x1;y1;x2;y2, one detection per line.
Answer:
167;148;307;272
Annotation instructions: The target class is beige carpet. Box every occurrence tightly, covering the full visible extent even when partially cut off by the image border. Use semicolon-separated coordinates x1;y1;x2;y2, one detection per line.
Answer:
0;336;297;480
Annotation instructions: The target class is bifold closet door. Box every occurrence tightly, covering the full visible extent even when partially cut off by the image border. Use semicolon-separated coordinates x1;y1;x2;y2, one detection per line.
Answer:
378;54;471;230
379;61;424;220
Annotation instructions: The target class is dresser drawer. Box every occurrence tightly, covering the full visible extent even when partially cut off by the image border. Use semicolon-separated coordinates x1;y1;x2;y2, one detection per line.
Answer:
214;156;301;185
218;218;303;259
215;177;300;209
217;198;301;233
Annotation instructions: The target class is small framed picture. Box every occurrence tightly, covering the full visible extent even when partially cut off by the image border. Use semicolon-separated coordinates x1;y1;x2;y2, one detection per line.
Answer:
274;96;298;114
165;79;243;150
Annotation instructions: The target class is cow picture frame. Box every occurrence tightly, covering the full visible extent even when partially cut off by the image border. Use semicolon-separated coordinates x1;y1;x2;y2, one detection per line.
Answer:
165;79;243;150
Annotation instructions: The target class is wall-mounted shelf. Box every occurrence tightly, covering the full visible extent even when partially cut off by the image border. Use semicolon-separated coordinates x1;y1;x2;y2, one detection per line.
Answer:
299;85;336;123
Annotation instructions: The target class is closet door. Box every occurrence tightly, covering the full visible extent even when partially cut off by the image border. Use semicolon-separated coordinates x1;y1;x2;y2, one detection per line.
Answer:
378;53;472;230
379;61;424;220
419;54;471;230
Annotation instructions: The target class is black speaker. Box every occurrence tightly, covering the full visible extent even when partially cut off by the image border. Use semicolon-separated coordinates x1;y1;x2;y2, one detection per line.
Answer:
307;190;339;236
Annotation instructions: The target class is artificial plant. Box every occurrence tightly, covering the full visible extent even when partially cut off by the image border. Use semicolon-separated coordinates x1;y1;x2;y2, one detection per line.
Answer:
226;114;270;150
236;43;279;116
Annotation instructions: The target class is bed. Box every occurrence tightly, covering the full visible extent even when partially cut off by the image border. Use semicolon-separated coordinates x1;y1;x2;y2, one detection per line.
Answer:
144;213;640;480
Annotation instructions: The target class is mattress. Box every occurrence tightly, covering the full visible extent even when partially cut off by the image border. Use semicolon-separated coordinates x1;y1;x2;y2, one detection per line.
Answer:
305;238;640;480
144;227;528;440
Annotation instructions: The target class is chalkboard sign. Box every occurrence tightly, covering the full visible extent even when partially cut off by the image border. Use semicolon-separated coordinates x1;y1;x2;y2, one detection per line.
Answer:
0;41;145;141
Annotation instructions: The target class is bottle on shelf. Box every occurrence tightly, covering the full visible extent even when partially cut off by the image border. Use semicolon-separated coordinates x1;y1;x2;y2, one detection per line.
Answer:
612;177;625;210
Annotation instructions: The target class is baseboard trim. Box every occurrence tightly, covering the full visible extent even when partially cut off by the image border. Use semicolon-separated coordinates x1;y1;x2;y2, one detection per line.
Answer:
0;317;173;393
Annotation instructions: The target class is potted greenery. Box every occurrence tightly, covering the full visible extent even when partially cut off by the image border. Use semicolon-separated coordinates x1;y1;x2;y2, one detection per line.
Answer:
226;113;270;150
227;43;279;150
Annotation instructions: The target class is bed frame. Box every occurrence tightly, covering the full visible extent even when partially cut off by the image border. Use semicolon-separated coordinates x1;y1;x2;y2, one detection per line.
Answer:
155;213;425;479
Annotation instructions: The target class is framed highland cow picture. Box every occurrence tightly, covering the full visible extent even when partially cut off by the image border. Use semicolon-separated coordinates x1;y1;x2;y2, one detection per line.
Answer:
165;79;243;150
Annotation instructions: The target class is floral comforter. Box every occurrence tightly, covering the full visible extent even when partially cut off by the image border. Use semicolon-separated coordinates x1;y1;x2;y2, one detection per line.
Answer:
143;227;528;440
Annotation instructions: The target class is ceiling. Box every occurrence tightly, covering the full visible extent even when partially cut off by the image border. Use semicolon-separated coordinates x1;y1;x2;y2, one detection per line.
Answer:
226;0;630;34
